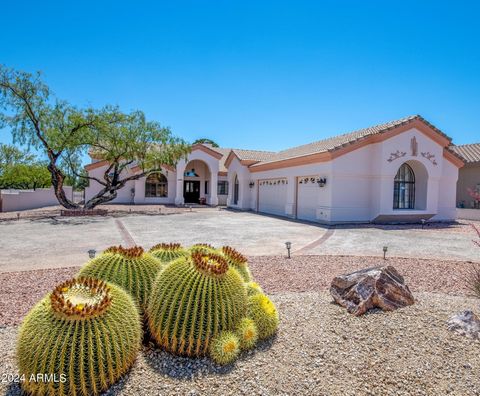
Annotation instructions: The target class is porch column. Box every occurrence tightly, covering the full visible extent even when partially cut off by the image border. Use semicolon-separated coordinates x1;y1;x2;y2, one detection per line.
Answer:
209;172;219;206
175;160;186;206
285;176;296;218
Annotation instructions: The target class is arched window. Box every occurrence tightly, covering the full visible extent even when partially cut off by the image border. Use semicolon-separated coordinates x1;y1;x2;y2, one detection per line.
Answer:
145;173;168;197
234;175;239;205
393;163;415;209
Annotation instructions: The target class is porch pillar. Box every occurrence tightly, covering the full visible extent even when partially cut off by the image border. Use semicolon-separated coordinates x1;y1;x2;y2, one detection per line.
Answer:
175;160;186;205
209;172;219;206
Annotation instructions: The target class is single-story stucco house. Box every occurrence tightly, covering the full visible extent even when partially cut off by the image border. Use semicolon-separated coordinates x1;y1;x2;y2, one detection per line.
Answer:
84;115;465;224
450;143;480;209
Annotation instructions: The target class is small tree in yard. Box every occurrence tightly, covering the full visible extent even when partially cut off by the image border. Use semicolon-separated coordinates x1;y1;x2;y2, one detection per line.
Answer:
0;65;190;209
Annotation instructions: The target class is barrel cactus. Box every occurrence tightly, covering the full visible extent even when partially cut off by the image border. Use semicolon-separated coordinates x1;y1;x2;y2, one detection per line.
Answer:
147;251;248;356
78;246;161;312
149;242;188;264
17;277;142;396
209;331;240;365
189;243;217;255
248;293;279;340
221;246;252;282
246;281;263;296
236;317;258;350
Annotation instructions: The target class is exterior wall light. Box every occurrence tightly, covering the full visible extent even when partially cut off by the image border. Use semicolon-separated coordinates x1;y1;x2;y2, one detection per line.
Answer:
88;249;97;259
317;178;327;187
383;246;388;260
285;241;292;258
249;181;255;188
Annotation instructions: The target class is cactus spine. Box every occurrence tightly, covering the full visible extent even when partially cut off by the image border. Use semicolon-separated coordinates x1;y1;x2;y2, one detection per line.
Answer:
221;246;252;282
248;293;279;340
235;317;258;350
246;281;263;296
78;246;161;312
149;243;188;264
17;278;142;396
209;331;240;365
147;252;247;356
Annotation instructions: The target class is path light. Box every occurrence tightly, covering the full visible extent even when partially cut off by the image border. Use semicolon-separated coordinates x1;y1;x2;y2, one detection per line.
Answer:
383;246;388;260
189;205;193;212
88;249;96;259
16;213;20;220
285;241;292;259
421;219;426;229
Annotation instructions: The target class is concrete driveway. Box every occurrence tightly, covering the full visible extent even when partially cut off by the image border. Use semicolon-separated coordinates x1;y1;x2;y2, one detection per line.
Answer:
0;209;478;272
0;210;324;272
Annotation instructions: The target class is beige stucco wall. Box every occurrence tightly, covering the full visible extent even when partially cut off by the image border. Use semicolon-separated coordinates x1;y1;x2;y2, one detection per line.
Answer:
457;163;480;208
0;187;73;212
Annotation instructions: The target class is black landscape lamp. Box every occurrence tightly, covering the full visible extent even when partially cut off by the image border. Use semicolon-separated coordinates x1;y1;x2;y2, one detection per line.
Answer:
383;246;388;260
285;241;292;259
88;249;96;259
421;219;426;229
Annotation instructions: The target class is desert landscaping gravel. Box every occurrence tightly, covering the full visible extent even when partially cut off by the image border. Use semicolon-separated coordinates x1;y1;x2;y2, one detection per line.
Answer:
2;292;480;395
1;255;479;326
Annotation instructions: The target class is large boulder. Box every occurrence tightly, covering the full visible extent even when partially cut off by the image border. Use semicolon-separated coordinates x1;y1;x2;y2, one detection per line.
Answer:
330;265;415;316
447;310;480;340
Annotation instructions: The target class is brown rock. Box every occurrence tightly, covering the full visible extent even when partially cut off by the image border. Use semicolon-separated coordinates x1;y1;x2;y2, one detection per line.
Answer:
330;265;415;316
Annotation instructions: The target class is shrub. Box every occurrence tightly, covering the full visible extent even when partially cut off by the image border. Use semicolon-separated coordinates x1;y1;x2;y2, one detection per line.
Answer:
209;331;240;365
78;246;161;312
149;242;188;264
235;317;258;350
147;252;247;356
17;277;142;396
221;246;252;282
248;293;279;340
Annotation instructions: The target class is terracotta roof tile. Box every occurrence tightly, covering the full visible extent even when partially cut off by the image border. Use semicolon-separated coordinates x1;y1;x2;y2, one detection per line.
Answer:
450;143;480;163
250;115;450;167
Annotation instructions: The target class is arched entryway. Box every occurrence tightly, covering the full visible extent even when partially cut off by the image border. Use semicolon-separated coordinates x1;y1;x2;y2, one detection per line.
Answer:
183;159;211;204
393;161;428;210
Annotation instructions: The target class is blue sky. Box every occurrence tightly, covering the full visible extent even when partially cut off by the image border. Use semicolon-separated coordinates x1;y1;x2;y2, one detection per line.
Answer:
1;0;479;164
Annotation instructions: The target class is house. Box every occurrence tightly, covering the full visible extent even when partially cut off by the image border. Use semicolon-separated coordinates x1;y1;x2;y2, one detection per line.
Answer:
450;143;480;208
84;115;464;223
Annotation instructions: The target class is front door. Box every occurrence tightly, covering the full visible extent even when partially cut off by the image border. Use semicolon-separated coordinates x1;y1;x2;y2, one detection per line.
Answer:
184;181;200;203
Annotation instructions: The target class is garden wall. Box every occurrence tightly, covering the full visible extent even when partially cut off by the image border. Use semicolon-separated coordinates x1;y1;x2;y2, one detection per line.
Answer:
457;208;480;221
0;187;72;212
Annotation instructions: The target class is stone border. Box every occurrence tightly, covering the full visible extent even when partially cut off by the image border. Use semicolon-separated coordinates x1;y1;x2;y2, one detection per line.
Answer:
60;209;108;217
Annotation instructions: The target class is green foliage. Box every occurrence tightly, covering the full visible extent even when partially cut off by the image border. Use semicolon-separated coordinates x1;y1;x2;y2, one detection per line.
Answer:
149;243;188;264
235;317;258;350
78;246;162;312
0;143;35;170
193;138;219;147
245;281;263;296
147;252;248;356
209;331;240;365
0;65;190;209
248;293;279;340
221;246;252;282
0;163;51;189
17;277;142;396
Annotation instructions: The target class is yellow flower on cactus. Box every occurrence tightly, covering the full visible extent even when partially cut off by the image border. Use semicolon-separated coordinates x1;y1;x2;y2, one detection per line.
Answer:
247;293;279;340
209;331;240;365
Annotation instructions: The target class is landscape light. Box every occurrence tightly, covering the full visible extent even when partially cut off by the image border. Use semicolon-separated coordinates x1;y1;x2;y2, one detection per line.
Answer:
88;249;97;259
383;246;388;260
285;241;292;259
421;219;426;229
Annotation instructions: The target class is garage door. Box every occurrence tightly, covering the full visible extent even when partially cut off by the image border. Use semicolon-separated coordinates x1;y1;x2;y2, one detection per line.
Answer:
296;176;319;221
258;178;288;216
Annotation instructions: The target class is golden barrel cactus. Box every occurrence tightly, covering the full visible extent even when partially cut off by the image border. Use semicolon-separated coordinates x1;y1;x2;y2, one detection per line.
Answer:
220;246;252;282
17;277;142;396
78;246;161;312
147;251;248;356
149;242;188;264
248;293;279;340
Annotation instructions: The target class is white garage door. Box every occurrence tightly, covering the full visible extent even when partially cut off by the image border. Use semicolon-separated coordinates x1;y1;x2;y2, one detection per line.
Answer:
258;178;288;216
296;176;319;221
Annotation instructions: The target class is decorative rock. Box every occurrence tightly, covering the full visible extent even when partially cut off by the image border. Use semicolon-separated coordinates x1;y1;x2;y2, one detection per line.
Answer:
330;265;415;316
447;310;480;340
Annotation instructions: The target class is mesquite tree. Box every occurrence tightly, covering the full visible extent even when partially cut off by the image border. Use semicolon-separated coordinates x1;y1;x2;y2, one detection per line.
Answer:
0;65;190;209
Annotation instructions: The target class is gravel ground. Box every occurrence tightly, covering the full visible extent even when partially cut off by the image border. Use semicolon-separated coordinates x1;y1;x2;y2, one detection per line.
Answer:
1;255;478;327
2;292;480;396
